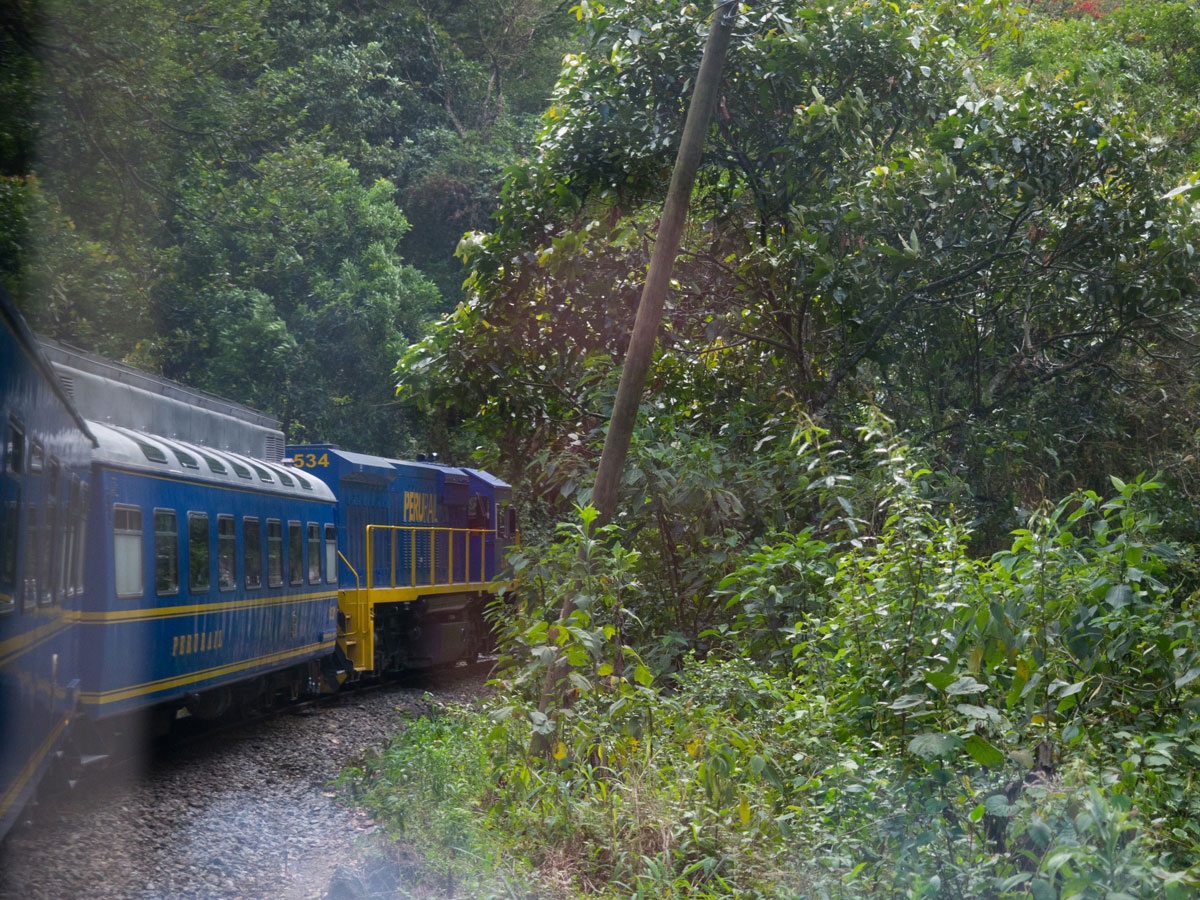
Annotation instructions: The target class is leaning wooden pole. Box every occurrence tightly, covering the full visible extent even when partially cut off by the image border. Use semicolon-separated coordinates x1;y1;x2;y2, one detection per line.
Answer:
591;0;737;525
531;1;736;755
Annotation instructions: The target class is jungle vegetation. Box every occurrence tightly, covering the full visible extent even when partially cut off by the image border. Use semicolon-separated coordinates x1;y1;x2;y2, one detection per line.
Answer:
6;0;1200;896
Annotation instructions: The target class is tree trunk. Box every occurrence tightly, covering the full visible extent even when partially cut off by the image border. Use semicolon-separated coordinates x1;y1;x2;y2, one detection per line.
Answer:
529;0;737;755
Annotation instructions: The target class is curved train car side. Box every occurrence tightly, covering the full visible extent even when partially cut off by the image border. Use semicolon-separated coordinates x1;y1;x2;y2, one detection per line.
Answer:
0;291;96;837
76;425;340;728
0;303;515;839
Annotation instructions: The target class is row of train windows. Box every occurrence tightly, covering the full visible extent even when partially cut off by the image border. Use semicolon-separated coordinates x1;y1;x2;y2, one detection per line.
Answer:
0;425;89;616
113;506;337;598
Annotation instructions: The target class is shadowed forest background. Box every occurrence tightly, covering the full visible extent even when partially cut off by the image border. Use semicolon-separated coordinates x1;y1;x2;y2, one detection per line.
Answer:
4;0;1200;896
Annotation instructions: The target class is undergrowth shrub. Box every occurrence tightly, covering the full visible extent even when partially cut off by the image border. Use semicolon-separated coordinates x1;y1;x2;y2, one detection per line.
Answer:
347;418;1200;899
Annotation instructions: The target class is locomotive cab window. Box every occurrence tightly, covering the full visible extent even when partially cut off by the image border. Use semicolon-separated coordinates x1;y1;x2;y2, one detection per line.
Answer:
188;513;210;593
29;441;43;473
288;521;303;585
217;515;235;591
114;505;144;598
324;524;337;584
307;523;321;584
244;517;262;589
154;509;179;596
267;519;283;587
468;495;490;530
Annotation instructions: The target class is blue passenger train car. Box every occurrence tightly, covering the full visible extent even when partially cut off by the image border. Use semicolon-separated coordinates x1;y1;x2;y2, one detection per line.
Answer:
77;425;340;723
0;291;96;836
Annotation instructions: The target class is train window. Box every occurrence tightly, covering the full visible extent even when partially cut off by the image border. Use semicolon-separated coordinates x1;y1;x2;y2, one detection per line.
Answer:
188;513;210;593
48;462;63;604
172;448;199;469
30;441;43;473
468;495;490;530
1;499;17;613
154;509;179;596
133;438;168;465
217;515;235;591
201;453;227;475
4;419;23;474
276;469;294;487
307;523;320;584
288;521;303;585
324;524;337;584
73;484;89;594
244;517;262;589
113;505;144;598
63;478;78;597
43;493;58;606
22;504;37;610
230;460;252;480
294;472;313;491
266;519;283;587
249;463;274;483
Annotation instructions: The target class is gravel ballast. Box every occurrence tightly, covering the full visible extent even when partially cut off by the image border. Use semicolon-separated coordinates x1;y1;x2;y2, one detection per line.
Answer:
0;665;489;900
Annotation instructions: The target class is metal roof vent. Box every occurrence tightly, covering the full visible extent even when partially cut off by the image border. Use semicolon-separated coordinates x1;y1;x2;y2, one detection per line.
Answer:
264;433;284;462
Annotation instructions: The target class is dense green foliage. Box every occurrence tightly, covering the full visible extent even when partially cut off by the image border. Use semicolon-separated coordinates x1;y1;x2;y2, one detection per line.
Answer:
350;420;1200;898
1;0;572;451
6;0;1200;895
400;0;1200;534
346;1;1200;898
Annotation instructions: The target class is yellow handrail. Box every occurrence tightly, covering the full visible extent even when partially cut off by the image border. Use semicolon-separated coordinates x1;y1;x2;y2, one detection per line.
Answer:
364;524;496;591
337;550;360;593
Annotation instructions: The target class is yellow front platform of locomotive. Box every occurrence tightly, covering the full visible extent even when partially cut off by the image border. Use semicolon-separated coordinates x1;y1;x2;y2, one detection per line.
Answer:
336;523;509;672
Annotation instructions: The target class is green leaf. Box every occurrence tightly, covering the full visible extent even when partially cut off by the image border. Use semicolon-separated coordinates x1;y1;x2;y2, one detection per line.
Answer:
907;732;963;759
955;703;992;719
924;671;956;690
1175;666;1200;689
633;664;653;687
984;794;1017;816
964;734;1005;767
945;676;987;695
567;672;592;692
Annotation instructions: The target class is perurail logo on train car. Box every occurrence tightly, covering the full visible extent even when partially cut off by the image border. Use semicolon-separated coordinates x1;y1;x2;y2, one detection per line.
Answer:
403;491;437;522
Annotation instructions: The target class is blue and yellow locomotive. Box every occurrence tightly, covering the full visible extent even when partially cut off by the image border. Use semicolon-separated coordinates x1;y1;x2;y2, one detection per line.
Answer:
0;297;515;838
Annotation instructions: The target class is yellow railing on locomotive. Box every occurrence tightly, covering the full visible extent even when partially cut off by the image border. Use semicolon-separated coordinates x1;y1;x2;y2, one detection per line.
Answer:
363;524;496;591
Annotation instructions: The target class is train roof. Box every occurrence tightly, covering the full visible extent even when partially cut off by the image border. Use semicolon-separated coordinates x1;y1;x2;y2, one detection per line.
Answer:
91;422;335;502
39;337;285;461
1;290;97;448
286;444;470;485
461;467;512;491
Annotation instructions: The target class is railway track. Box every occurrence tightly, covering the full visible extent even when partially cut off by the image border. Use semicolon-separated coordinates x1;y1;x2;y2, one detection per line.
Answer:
0;661;492;900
